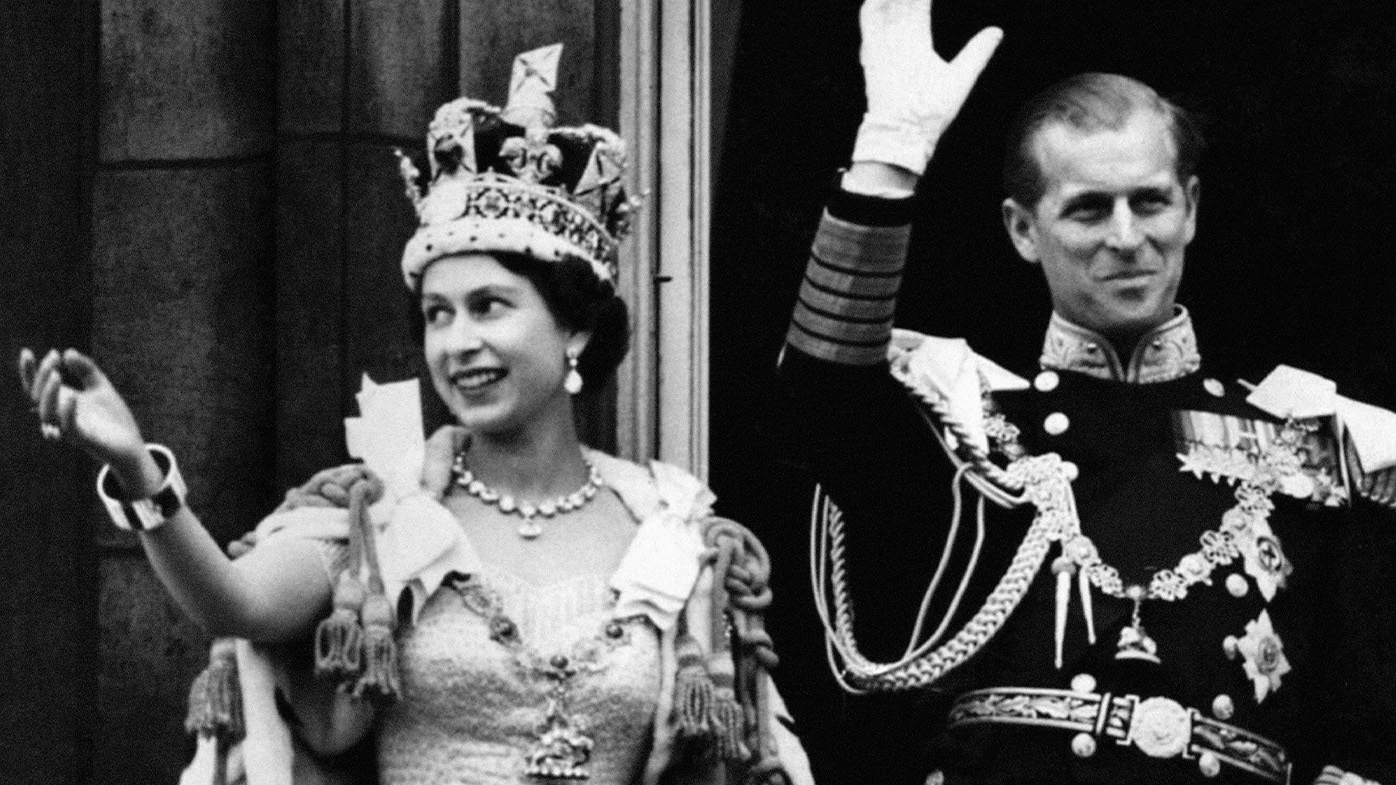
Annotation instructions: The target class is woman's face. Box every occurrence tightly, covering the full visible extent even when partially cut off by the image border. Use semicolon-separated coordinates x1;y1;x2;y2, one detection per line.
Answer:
420;253;584;437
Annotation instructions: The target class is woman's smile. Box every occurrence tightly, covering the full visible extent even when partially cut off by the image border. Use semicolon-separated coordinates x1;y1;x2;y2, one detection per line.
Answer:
450;366;508;392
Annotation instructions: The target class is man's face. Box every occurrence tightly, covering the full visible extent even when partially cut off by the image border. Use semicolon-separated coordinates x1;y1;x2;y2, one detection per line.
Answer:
1002;110;1199;340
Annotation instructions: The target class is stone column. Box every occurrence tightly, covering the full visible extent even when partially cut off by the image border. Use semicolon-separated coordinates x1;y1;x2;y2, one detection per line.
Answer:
275;0;454;486
92;0;276;780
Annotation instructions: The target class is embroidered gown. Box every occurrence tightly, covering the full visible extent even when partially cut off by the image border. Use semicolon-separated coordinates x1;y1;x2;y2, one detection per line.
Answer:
377;566;663;785
185;450;815;785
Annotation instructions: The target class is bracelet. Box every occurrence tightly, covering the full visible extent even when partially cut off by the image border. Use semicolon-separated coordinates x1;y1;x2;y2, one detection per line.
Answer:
96;444;187;532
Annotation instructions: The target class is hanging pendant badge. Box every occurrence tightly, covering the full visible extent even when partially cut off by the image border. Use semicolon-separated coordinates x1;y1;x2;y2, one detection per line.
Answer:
1022;419;1310;671
527;675;596;780
451;575;634;780
1116;586;1161;664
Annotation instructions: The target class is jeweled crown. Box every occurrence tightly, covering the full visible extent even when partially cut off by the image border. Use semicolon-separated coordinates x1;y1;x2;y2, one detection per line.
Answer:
397;43;635;288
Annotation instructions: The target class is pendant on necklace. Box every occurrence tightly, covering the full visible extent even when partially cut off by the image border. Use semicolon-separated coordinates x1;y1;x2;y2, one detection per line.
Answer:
1115;586;1161;664
518;517;544;539
453;456;605;541
525;694;594;780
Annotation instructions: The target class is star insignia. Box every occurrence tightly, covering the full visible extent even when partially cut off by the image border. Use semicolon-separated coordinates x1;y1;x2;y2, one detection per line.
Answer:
1236;517;1291;601
1235;609;1291;703
1177;451;1210;480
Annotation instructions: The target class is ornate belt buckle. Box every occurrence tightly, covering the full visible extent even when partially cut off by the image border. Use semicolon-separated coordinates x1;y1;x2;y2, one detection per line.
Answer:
1126;696;1192;759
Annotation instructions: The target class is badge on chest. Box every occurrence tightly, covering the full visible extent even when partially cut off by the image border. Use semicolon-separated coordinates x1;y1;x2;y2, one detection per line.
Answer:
1171;409;1350;506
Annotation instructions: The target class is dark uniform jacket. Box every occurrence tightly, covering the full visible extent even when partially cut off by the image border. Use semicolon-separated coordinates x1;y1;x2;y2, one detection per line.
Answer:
777;188;1396;785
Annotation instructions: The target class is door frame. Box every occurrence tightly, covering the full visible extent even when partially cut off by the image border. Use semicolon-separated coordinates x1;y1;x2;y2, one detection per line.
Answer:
616;0;711;478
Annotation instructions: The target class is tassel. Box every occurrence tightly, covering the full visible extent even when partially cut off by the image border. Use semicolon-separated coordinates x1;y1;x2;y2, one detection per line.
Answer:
315;571;366;682
346;476;399;703
1079;568;1097;645
352;591;401;704
1052;556;1074;670
674;634;714;739
184;637;244;740
706;655;749;762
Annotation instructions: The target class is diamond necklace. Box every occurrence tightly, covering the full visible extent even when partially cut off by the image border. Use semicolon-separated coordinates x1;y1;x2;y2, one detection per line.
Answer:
451;451;604;539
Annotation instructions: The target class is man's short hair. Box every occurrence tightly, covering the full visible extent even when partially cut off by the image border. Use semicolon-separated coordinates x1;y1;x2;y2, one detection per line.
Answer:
1002;73;1206;209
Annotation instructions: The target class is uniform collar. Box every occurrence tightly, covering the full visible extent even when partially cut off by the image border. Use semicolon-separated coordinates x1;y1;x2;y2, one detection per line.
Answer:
1040;306;1201;384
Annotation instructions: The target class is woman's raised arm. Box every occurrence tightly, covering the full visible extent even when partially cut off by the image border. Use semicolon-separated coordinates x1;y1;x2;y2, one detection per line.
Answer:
18;347;333;642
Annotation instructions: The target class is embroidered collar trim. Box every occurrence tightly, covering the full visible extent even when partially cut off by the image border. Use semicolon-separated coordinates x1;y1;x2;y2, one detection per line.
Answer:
1039;306;1201;384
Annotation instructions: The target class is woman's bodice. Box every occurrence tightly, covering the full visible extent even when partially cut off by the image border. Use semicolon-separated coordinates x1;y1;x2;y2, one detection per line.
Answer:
377;566;663;785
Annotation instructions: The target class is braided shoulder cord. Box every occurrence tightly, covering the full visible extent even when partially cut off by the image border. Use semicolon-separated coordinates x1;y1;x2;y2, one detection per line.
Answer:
812;367;1077;691
889;361;1027;504
702;517;791;785
813;477;1054;692
806;352;1052;691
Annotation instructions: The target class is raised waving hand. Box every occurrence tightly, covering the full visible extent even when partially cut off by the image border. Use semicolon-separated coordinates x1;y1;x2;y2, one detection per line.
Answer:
18;347;162;491
852;0;1002;177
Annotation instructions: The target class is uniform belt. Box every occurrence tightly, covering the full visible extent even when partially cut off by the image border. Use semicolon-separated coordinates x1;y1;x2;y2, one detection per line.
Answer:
947;687;1291;784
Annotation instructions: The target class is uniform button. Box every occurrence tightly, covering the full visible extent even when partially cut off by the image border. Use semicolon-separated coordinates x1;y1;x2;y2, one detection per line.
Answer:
1071;732;1097;758
1211;694;1235;720
1070;673;1097;694
1044;412;1070;436
1223;635;1240;659
1198;752;1222;778
1226;573;1249;598
1034;370;1060;392
1204;378;1225;397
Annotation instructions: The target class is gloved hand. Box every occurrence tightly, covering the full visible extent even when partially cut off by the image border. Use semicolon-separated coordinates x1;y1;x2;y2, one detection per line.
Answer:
852;0;1003;175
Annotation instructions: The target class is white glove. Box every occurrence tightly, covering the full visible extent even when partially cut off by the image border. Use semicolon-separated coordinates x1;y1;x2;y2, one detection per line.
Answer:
852;0;1003;175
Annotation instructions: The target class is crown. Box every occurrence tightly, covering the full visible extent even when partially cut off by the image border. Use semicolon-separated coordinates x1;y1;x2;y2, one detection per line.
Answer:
396;43;636;289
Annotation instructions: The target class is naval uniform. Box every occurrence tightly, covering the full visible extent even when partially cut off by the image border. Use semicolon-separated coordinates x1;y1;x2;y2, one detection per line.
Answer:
776;188;1396;785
